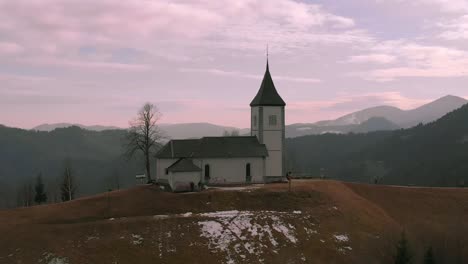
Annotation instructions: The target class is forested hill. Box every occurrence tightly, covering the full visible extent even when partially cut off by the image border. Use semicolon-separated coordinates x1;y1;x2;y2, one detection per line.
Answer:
2;102;468;208
286;103;468;187
0;126;141;208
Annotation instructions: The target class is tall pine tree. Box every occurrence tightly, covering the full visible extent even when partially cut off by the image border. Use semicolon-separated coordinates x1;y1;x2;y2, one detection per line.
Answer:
423;247;435;264
34;173;47;204
394;232;412;264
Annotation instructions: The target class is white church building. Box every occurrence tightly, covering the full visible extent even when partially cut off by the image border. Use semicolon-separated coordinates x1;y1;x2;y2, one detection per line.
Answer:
155;61;286;191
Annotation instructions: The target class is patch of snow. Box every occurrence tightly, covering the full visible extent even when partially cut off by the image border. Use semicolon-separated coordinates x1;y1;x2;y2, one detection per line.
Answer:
344;246;353;251
131;234;144;245
198;210;299;263
108;218;115;221
304;227;318;235
320;239;325;243
211;185;262;192
272;223;297;243
200;210;239;218
153;215;169;219
40;253;69;264
334;234;349;242
297;127;312;131
320;130;344;135
86;236;99;241
293;210;302;214
181;212;193;217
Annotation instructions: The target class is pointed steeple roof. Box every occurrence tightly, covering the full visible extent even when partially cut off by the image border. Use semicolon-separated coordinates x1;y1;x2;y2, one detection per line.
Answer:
250;60;286;107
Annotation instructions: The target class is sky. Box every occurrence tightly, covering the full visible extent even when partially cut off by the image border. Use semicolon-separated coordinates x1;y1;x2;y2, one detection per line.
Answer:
2;0;468;129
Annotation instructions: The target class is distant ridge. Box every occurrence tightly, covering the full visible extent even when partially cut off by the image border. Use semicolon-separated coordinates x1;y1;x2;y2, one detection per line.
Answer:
287;95;467;137
159;123;250;139
286;101;468;186
30;95;467;137
32;123;121;132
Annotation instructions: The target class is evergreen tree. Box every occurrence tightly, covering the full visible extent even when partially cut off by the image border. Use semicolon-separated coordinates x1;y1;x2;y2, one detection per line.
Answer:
34;173;47;204
423;247;435;264
394;232;412;264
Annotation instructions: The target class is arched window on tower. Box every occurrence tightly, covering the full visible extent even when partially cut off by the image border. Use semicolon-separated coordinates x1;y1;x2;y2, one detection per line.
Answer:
204;164;210;182
269;115;277;126
246;163;251;183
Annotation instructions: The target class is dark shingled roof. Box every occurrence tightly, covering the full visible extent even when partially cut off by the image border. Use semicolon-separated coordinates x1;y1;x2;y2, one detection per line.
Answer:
168;158;202;172
250;61;286;107
156;136;268;158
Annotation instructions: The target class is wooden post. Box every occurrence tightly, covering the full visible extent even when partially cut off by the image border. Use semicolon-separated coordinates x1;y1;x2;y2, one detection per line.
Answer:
287;172;292;192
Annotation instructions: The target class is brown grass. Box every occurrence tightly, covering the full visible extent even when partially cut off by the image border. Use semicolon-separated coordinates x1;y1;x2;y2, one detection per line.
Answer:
0;180;467;263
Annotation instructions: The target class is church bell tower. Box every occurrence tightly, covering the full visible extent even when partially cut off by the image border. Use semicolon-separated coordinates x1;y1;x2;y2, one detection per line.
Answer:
250;59;286;182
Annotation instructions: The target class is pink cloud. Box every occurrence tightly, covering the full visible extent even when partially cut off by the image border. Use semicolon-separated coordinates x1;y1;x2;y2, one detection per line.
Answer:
19;57;152;71
0;41;23;55
179;67;321;83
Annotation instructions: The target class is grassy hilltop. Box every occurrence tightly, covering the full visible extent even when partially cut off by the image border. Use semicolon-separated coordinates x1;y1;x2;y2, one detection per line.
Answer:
0;180;467;264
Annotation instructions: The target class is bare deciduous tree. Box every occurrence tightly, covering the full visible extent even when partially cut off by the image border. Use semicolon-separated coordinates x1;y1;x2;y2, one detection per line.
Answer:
125;103;163;183
16;180;33;207
61;161;77;202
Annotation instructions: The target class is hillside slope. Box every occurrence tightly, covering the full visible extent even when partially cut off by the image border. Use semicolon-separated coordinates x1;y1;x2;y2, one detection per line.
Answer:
0;180;466;264
287;102;468;186
0;126;141;208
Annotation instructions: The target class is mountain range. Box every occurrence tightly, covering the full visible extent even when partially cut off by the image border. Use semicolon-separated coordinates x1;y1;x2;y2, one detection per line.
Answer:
32;123;121;132
287;95;467;137
29;95;467;138
286;100;468;186
1;95;467;208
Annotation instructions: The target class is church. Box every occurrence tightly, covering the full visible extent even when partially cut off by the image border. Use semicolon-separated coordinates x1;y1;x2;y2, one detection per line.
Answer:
155;60;286;191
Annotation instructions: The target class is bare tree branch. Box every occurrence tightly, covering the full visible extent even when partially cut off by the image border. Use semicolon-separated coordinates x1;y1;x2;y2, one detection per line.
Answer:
124;103;165;182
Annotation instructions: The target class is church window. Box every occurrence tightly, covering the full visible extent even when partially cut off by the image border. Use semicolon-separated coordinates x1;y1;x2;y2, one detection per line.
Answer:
253;115;257;127
165;168;169;175
269;115;277;126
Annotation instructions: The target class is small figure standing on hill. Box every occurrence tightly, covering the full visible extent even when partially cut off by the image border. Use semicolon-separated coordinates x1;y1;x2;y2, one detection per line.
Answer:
198;181;203;191
287;171;292;192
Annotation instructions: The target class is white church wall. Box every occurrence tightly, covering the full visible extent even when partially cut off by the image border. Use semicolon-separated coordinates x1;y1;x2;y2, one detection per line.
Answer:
262;130;282;150
260;106;284;177
201;157;264;184
265;151;282;177
251;107;260;131
156;158;178;181
170;171;201;191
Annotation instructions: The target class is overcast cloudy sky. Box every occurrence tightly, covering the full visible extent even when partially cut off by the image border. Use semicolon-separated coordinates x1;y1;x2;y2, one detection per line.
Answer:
2;0;468;129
